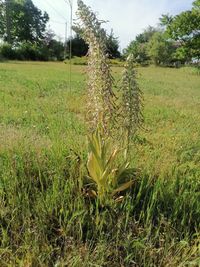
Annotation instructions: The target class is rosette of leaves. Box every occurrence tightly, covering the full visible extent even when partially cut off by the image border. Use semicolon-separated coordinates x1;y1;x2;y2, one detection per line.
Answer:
86;124;135;206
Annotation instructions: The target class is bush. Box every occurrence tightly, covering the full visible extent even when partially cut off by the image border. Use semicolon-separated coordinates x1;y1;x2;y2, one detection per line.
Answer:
17;42;49;61
0;52;4;61
16;42;36;60
0;39;89;62
0;43;17;60
64;56;87;65
0;42;50;61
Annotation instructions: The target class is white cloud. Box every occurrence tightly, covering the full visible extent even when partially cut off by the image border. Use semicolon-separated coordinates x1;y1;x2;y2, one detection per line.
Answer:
33;0;194;49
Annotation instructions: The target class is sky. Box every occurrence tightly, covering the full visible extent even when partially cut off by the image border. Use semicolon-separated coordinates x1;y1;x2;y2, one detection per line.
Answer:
32;0;194;50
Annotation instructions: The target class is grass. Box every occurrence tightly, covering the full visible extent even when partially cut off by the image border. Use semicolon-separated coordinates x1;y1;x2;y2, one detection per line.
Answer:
0;61;200;266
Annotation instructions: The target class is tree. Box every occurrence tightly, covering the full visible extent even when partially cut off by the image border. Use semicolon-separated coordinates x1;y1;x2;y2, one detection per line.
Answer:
0;0;6;38
165;0;200;59
124;41;149;64
193;0;200;9
48;40;64;60
0;0;49;44
106;29;120;58
123;26;158;64
173;46;191;63
66;35;88;57
159;14;173;28
136;26;158;43
147;32;176;65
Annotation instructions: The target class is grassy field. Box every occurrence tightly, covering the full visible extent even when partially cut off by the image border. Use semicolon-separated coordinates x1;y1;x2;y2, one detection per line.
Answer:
0;61;200;266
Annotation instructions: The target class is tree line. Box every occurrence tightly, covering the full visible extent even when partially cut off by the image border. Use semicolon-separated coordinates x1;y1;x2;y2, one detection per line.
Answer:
0;0;120;60
0;0;65;60
124;0;200;66
0;0;199;64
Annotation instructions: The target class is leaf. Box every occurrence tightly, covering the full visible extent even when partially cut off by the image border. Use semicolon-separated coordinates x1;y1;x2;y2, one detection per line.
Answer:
111;162;129;187
115;196;124;203
112;180;134;196
105;148;119;169
101;148;119;182
86;189;97;198
88;134;104;170
116;167;137;185
87;152;100;184
88;135;100;159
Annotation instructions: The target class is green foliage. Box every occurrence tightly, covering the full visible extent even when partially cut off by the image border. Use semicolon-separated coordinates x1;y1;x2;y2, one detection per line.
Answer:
124;26;158;64
159;14;173;27
46;39;64;61
0;0;49;44
124;41;149;64
0;42;17;59
136;26;158;43
0;1;5;37
106;29;121;59
165;0;200;59
0;2;64;61
173;46;190;63
66;34;88;58
0;0;199;265
65;56;87;65
125;0;200;65
193;0;200;8
125;28;179;66
147;32;176;65
64;57;124;66
0;39;64;61
17;41;46;60
109;58;124;67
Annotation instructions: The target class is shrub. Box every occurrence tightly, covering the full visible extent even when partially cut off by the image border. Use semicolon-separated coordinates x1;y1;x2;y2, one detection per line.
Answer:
64;56;87;65
0;43;17;60
17;42;49;61
0;42;50;61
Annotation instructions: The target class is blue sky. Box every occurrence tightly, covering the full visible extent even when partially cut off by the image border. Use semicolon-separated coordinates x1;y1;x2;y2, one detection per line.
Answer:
32;0;194;49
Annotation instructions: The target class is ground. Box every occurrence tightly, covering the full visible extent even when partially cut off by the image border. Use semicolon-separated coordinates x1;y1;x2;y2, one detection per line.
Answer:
0;61;200;266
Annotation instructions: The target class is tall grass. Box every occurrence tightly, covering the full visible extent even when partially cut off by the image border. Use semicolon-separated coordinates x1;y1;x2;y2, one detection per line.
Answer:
1;148;199;265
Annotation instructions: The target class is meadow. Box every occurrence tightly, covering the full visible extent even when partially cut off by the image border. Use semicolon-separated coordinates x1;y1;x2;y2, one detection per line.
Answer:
0;61;200;266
